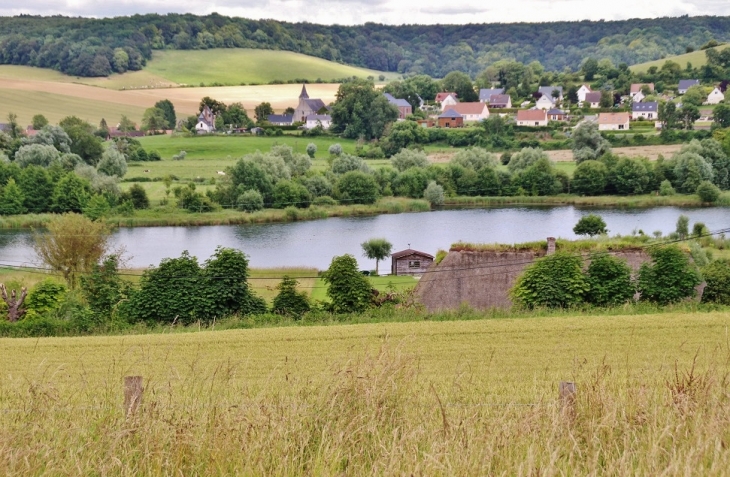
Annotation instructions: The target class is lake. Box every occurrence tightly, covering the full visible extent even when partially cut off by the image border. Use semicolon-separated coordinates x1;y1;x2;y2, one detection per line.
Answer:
0;206;728;270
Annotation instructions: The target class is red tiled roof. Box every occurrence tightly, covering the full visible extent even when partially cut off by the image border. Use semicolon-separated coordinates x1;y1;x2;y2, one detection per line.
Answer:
630;83;654;93
598;112;630;124
450;102;488;114
516;109;547;121
435;92;457;102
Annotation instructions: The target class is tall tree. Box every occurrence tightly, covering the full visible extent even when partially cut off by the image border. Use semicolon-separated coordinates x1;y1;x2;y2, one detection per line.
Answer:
153;99;176;129
441;71;478;102
331;79;398;140
141;107;167;133
254;102;274;124
361;238;393;275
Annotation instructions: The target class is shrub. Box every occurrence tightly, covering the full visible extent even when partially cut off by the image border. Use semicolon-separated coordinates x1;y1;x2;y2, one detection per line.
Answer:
701;259;730;304
423;181;445;206
390;149;429;172
272;180;311;209
696;180;721;203
511;252;588;309
312;195;337;206
25;279;68;319
306;143;317;158
328;143;343;156
237;189;264;212
336;171;379;204
585;254;635;306
659;179;675;196
571;160;608;196
123;183;150;209
573;214;608;237
321;254;373;313
271;276;310;318
637;246;701;305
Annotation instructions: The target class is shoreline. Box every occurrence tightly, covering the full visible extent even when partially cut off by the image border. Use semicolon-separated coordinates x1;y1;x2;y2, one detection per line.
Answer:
0;194;723;230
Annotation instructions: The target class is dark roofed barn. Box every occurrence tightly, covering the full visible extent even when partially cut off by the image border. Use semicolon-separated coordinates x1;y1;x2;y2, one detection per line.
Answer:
391;249;434;276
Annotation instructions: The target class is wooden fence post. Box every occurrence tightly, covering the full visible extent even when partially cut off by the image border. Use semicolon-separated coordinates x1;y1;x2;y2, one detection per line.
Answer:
559;381;576;413
124;376;143;418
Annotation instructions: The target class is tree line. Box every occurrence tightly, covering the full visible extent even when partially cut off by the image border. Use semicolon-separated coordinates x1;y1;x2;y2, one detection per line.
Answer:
2;14;730;77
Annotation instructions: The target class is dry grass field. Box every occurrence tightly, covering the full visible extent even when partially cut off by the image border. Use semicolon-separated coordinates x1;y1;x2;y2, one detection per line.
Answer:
2;311;730;474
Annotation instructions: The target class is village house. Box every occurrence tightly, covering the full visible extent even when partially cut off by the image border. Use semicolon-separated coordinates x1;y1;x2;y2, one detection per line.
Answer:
598;112;630;131
706;87;725;105
577;84;592;103
516;109;548;127
488;94;512;108
195;105;215;134
435;92;458;110
535;94;556;110
384;93;413;120
538;86;563;102
25;126;39;137
630;83;654;100
438;109;464;128
449;102;490;122
304;114;331;130
678;79;700;95
632;101;658;120
583;91;602;108
416;119;436;128
546;108;567;121
108;127;145;139
479;88;504;103
391;249;434;276
267;114;294;126
294;85;327;123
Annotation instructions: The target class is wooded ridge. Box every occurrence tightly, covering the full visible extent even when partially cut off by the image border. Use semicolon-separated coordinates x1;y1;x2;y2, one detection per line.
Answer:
1;14;730;78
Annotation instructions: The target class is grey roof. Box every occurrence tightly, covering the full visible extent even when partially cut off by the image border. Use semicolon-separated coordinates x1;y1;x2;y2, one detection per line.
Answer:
392;249;434;260
678;79;700;90
538;86;563;97
489;94;511;105
305;114;331;121
439;109;463;118
584;92;602;103
302;98;326;112
384;93;411;108
632;101;658;112
0;123;10;132
479;88;505;101
547;108;566;115
299;84;309;99
267;114;293;124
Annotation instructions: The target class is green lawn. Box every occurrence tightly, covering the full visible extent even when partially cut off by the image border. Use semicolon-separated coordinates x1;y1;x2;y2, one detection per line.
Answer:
145;49;397;86
310;275;419;302
630;44;730;73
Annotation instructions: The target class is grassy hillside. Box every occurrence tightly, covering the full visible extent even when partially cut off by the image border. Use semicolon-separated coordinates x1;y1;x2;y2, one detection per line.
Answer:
144;49;397;86
630;44;730;73
2;311;730;473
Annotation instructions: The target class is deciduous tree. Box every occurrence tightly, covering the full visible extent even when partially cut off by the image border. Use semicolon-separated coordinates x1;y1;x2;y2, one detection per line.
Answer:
361;238;393;275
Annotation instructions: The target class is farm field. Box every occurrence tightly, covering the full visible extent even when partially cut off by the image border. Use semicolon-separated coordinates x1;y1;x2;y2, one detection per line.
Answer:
630;43;730;73
2;311;730;473
144;49;397;86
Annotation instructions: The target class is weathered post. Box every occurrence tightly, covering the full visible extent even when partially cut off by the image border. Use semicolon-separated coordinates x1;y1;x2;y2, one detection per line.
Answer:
559;381;577;415
546;237;556;256
124;376;143;418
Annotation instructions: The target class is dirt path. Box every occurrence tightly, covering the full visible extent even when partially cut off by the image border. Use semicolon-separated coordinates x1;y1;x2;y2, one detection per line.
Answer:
429;144;684;164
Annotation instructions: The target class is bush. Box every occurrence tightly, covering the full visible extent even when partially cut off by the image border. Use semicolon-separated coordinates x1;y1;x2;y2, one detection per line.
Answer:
573;214;607;237
511;252;588;309
585;254;635;306
122;183;150;209
571;160;608;196
321;254;373;313
272;180;311;209
701;259;730;304
637;246;701;305
659;179;675;196
328;144;343;156
423;181;445;206
25;279;68;319
336;171;379;204
312;195;337;206
391;149;429;172
271;276;310;318
696;180;721;203
237;189;264;212
306;143;317;158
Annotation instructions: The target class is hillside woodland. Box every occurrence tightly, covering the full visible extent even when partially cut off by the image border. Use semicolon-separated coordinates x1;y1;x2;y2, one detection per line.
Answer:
2;14;730;77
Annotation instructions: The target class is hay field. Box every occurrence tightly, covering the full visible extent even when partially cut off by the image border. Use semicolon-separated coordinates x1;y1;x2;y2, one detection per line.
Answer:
630;44;730;73
0;76;339;126
1;312;730;474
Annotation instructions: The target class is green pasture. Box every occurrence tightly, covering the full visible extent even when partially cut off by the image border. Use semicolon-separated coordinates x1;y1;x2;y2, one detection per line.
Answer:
309;275;418;302
0;89;147;128
630;44;730;73
144;49;397;86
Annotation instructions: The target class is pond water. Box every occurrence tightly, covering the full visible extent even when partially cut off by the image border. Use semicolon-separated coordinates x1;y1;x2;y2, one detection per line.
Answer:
0;206;728;270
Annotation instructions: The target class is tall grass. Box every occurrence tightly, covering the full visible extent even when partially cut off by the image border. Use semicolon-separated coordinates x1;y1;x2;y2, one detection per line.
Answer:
443;193;725;208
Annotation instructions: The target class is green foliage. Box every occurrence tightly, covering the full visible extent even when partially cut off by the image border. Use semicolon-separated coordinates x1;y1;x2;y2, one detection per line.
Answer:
393;168;429;198
52;174;91;213
14;144;60;168
701;259;730;304
696;180;721;203
0;178;26;215
25;279;67;320
572;121;611;163
573;214;608;237
254;102;274;124
391;149;429;172
612;158;652;195
18;166;53;213
31;114;48;130
83;194;111;221
237;189;264;212
322;254;373;313
511;252;588;309
584;254;635;306
659;179;676;196
273;180;311;209
97;146;128;177
271;276;310;318
441;71;478;102
423;181;445;206
79;255;129;319
142;107;168;132
571;160;608;196
676;215;690;239
122;183;150;209
154;99;177;130
512;158;563;196
336;171;379;204
638;246;701;305
507;147;549;173
361;238;393;275
331;79;399;140
306;143;317;159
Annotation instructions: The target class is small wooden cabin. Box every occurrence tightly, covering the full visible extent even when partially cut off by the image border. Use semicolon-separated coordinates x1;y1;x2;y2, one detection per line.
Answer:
391;249;434;276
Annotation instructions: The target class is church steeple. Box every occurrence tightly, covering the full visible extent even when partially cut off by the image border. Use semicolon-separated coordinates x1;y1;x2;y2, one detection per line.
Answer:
299;84;309;99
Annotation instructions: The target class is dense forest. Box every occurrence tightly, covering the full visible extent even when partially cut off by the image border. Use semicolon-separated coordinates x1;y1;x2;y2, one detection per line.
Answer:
1;14;730;78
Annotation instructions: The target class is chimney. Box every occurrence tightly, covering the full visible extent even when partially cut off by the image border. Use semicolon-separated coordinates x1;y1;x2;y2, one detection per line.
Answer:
547;237;556;255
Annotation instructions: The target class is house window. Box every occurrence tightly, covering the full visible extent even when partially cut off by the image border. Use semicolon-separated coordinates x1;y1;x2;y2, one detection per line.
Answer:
408;260;421;269
619;124;625;130
534;122;539;126
648;113;654;119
